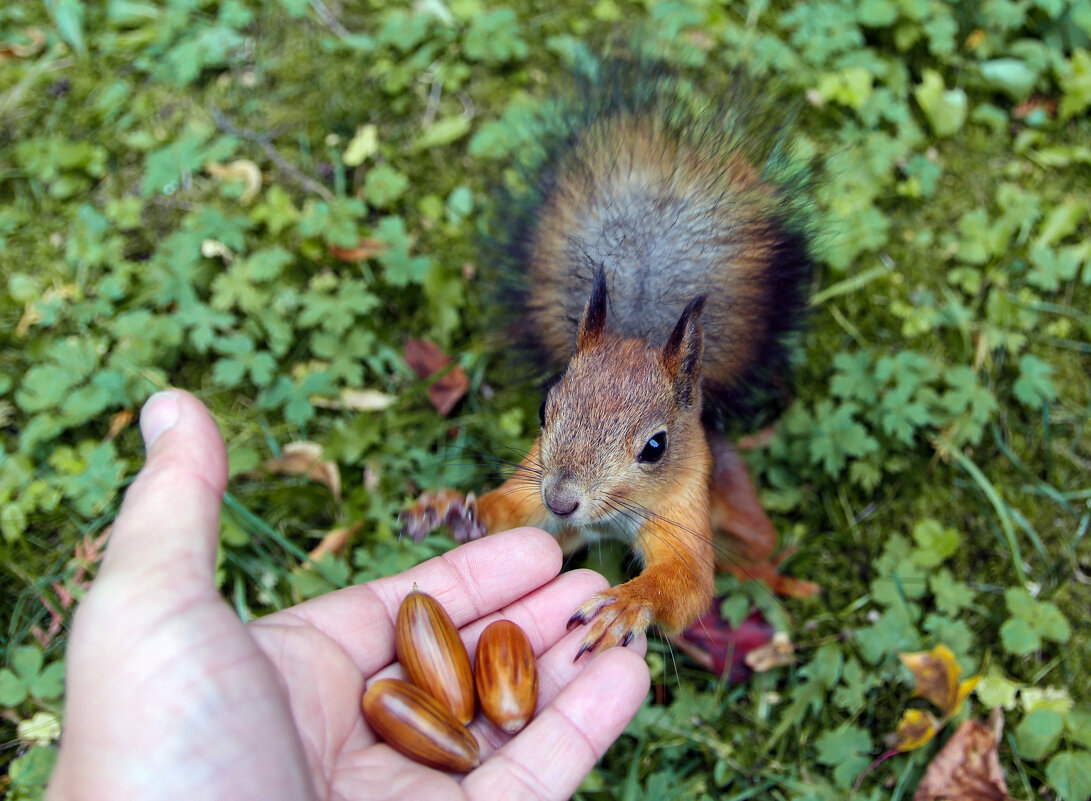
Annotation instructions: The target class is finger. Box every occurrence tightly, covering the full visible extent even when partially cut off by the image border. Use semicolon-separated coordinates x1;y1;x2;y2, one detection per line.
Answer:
96;390;228;588
462;648;650;801
266;528;563;676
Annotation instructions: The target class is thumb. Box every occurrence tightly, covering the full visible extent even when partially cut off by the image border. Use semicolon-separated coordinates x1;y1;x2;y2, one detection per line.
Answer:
96;390;228;588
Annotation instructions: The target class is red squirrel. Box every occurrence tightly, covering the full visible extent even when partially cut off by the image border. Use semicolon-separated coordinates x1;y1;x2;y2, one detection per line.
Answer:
401;72;813;656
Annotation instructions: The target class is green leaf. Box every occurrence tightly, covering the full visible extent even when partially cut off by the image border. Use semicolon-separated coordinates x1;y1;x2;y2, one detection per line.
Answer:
27;661;64;701
46;0;86;55
1059;49;1091;120
1000;617;1041;655
807;401;879;475
411;116;472;152
12;645;44;682
463;8;528;63
0;667;29;706
364;164;409;208
1002;588;1071;655
8;746;57;796
914;69;967;137
910;519;960;567
980;58;1039;98
975;669;1021;710
1046;751;1091;801
1068;708;1091;750
1016;709;1064;760
375;216;433;286
1014;354;1057;409
930;568;976;615
814;725;873;789
830;351;878;403
258;372;336;426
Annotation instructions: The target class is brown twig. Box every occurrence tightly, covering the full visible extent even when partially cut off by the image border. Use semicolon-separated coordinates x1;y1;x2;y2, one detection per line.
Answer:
211;108;335;202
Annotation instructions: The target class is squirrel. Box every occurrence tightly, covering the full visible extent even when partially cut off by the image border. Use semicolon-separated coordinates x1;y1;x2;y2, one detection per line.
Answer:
401;60;813;657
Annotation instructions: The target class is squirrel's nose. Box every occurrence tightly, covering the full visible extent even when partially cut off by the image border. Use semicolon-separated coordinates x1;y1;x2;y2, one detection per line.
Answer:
544;487;580;517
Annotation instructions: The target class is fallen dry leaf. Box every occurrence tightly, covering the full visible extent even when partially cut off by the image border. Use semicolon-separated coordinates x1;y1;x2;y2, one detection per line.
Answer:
262;441;342;501
404;339;469;417
900;643;980;719
913;709;1011;801
0;28;46;59
744;631;795;672
312;388;396;411
328;238;386;262
307;522;361;561
671;607;775;681
894;708;940;752
205;159;263;204
107;409;135;440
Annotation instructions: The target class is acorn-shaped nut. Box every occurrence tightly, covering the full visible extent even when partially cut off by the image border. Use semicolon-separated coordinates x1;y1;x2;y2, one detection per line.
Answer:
474;619;539;734
362;678;480;772
396;588;475;724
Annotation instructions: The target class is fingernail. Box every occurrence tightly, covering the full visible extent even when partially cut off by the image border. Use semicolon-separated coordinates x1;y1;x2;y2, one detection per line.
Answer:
140;391;180;449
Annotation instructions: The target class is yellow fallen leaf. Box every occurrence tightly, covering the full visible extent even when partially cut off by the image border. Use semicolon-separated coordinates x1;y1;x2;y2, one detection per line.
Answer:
899;643;979;718
894;708;939;752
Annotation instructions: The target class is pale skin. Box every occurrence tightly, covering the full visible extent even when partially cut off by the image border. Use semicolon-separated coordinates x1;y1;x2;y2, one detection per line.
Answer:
47;390;650;801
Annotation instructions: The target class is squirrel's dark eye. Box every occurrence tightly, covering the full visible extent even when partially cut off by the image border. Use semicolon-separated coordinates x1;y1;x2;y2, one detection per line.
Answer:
538;399;547;426
638;432;667;463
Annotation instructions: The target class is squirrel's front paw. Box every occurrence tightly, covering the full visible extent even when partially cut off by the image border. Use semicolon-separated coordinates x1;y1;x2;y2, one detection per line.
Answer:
399;490;485;543
567;587;653;659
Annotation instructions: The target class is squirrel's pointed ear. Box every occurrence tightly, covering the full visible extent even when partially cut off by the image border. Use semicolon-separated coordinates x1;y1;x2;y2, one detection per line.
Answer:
662;296;706;407
576;266;609;351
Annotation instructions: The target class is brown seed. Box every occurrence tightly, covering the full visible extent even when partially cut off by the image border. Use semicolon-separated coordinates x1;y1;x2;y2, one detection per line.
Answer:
396;588;475;724
474;619;539;734
362;678;481;772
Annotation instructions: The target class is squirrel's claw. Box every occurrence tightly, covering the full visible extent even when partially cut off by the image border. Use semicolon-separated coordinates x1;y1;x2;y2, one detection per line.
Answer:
568;588;653;660
399;489;485;543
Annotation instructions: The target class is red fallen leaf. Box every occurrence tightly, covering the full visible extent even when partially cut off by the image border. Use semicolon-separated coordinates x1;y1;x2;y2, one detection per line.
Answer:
670;606;775;681
1013;96;1057;120
913;709;1012;801
405;339;469;417
328;238;386;262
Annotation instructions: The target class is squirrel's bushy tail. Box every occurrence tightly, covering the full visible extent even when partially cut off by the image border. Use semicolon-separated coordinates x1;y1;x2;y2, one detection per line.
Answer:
485;49;815;430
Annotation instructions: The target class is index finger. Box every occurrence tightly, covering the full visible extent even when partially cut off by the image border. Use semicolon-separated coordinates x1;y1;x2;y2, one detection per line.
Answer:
266;528;562;675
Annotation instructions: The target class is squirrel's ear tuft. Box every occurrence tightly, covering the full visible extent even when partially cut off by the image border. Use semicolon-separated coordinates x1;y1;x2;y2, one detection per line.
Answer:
576;266;609;351
662;295;706;407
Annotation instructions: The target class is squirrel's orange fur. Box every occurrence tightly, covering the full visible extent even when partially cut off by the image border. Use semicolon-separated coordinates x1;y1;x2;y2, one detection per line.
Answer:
402;81;812;654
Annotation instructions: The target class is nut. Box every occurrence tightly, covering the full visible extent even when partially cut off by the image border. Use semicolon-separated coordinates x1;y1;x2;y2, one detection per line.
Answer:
474;619;539;734
396;588;476;724
362;678;480;772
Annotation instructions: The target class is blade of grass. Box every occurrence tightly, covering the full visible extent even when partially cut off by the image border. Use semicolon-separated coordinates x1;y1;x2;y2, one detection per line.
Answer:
934;436;1026;585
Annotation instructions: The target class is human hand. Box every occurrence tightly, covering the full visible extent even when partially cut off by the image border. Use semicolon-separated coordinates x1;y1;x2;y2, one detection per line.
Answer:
47;390;650;801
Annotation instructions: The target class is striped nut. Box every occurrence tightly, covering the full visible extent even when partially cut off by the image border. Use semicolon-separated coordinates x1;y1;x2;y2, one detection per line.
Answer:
395;588;476;724
474;619;539;734
362;678;480;772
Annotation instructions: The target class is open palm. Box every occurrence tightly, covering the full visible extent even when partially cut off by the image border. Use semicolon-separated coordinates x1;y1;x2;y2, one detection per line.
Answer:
48;391;650;801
